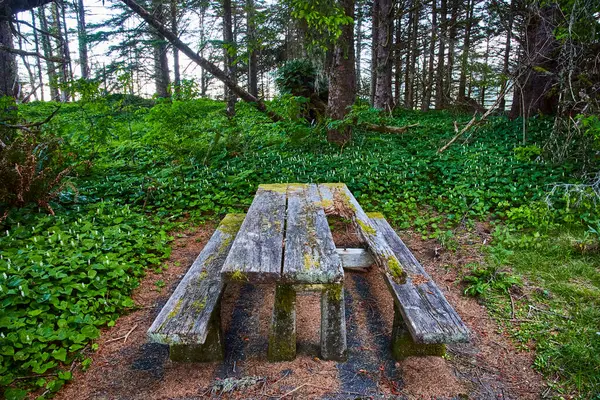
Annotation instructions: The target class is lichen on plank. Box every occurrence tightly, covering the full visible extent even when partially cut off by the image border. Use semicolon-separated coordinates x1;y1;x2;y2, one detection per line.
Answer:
147;213;244;346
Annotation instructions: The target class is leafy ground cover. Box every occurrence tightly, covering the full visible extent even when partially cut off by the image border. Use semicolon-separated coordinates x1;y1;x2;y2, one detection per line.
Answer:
464;226;600;397
1;97;599;398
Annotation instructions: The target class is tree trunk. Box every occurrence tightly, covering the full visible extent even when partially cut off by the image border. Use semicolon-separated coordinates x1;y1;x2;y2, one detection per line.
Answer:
52;2;68;101
457;0;473;103
59;0;73;82
0;11;17;98
406;0;419;109
38;6;59;101
370;0;378;106
15;20;37;100
509;5;559;119
421;0;436;111
393;2;403;106
327;0;356;144
444;0;458;104
152;0;170;98
355;0;363;93
74;0;89;79
246;0;258;97
374;0;393;110
498;0;514;112
223;0;236;116
480;34;490;107
403;1;412;108
434;0;446;109
31;9;44;100
171;0;180;97
199;4;208;97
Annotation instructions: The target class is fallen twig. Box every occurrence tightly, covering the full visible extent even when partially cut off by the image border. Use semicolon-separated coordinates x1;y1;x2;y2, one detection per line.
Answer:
123;324;138;343
361;122;420;134
278;383;307;399
438;83;513;153
105;324;139;343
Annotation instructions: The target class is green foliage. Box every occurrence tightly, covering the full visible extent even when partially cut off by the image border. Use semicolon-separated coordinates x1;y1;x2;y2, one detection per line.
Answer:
463;264;521;297
275;60;326;98
479;227;600;397
288;0;352;49
0;100;83;215
0;203;172;395
0;99;598;397
513;145;542;161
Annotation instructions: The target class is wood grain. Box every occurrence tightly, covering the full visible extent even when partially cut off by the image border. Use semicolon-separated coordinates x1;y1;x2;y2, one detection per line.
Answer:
371;216;470;344
148;213;244;345
318;183;407;283
221;184;287;283
283;184;343;284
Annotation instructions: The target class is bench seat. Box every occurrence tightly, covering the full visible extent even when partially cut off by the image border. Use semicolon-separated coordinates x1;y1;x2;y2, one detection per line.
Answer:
315;183;469;359
147;213;244;361
369;215;470;358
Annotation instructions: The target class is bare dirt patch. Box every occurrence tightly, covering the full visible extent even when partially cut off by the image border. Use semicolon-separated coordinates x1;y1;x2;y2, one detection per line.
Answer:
54;222;546;400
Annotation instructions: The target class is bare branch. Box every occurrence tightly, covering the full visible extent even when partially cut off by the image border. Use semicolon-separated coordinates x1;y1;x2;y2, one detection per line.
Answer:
0;44;64;63
438;82;514;153
0;106;61;130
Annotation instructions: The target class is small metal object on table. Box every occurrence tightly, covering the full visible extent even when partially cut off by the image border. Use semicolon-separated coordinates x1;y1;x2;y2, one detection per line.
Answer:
220;183;346;361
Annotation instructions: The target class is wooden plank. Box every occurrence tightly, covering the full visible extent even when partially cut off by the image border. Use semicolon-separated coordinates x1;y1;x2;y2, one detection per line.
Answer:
370;216;470;344
318;184;407;284
336;248;374;270
283;184;343;284
148;213;245;345
221;184;287;283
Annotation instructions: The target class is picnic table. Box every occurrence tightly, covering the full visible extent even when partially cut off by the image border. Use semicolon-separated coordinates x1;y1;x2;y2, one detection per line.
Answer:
148;183;469;363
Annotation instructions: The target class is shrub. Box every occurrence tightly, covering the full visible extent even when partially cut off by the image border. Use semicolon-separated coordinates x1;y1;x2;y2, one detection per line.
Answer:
0;130;79;217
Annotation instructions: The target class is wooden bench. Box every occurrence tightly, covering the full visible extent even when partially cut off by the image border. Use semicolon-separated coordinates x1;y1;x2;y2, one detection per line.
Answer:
147;213;244;362
221;184;346;362
318;184;470;359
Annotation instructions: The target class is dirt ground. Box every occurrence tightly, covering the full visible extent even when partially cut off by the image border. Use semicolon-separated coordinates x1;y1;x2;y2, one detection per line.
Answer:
54;220;545;400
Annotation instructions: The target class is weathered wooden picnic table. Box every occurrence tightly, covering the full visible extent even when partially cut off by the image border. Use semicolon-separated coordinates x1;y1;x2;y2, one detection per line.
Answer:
148;183;469;363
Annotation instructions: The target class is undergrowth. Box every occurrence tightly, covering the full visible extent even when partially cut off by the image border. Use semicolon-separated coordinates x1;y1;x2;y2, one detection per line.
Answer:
1;96;598;398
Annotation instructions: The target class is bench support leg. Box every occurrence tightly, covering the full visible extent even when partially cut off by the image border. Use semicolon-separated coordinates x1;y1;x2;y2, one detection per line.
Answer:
391;303;446;360
169;306;224;362
320;283;347;361
268;284;296;361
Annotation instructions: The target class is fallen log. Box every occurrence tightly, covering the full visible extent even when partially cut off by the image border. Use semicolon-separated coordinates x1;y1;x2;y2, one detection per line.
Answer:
360;122;419;134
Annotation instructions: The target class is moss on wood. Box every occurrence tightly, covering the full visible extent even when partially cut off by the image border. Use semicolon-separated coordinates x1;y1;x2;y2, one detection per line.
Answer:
268;285;296;361
357;219;377;236
230;270;247;281
387;256;407;284
366;212;385;219
391;332;446;359
168;299;183;319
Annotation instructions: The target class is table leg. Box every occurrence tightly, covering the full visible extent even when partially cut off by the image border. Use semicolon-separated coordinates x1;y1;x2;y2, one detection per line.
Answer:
169;304;224;362
391;302;446;359
320;283;347;361
268;284;296;361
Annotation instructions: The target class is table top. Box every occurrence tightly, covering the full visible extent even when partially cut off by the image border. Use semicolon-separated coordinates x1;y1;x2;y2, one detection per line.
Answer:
220;184;344;285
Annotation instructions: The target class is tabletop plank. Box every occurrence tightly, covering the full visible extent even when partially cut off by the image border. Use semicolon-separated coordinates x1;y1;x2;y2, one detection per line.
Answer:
283;184;343;284
221;184;287;283
318;183;407;284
